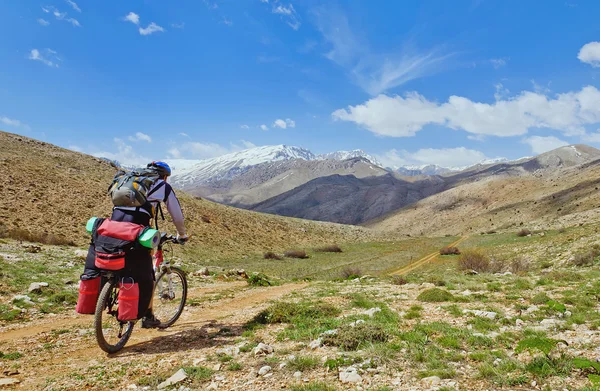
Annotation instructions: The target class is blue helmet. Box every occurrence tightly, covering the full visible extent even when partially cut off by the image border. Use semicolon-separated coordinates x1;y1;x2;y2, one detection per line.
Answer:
148;161;171;177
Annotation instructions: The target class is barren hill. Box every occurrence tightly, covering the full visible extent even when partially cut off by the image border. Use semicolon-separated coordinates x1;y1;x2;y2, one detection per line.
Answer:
0;131;370;259
187;157;389;207
369;146;600;236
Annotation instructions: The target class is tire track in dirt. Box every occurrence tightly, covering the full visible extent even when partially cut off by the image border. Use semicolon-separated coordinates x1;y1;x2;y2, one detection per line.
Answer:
0;281;249;343
388;236;469;276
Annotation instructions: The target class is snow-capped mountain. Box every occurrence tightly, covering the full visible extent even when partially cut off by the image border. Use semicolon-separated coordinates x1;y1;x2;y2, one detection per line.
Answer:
318;150;382;166
396;164;453;176
169;145;316;187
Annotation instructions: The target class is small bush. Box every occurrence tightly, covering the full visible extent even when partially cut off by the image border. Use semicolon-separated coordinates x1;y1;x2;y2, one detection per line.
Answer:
285;250;309;259
510;257;530;274
250;301;341;325
0;352;23;360
458;250;490;273
571;246;600;267
440;246;461;255
341;267;362;280
417;288;454;303
323;323;389;350
181;366;214;381
247;273;273;287
287;355;320;372
531;292;551;305
316;244;343;253
290;382;336;391
264;252;283;260
391;275;408;285
517;229;532;237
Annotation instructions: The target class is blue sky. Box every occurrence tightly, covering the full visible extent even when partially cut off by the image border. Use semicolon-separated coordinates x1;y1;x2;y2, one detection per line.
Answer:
2;0;600;168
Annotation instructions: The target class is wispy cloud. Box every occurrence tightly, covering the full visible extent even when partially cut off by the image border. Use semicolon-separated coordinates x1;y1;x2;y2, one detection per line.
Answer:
222;17;233;27
268;2;301;30
28;49;61;68
240;124;250;129
37;18;50;26
139;22;165;36
522;136;568;154
42;5;80;27
128;132;152;143
166;140;257;160
377;147;498;169
312;5;454;95
1;116;29;130
490;57;508;69
65;0;81;12
171;22;185;29
260;124;269;131
178;132;189;137
203;0;218;10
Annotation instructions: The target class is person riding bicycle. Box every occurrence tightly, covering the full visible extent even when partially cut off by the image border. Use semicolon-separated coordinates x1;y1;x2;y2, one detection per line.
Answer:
84;161;188;328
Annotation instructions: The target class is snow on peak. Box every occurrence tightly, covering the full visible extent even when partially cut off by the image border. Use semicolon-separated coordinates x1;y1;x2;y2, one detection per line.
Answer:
318;150;382;166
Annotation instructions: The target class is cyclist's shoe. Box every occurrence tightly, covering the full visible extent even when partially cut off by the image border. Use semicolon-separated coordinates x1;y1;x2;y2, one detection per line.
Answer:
141;314;162;329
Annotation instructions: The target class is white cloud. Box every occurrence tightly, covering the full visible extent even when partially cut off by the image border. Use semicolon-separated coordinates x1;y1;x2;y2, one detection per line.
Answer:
273;118;295;129
93;138;151;167
128;132;152;143
578;41;600;68
313;6;452;95
240;124;250;129
139;22;165;36
171;140;258;160
260;0;269;3
43;5;80;26
28;49;60;68
167;147;182;158
272;3;301;30
377;147;496;169
581;131;600;143
332;86;600;138
171;22;185;29
260;124;269;131
123;12;140;25
239;140;257;149
489;58;508;69
222;18;233;27
65;0;81;12
37;18;50;26
0;116;28;129
178;132;189;137
522;136;569;154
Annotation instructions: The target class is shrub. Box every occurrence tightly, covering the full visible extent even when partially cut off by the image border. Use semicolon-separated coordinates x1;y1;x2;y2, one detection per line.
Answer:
250;301;341;325
517;229;532;237
290;382;336;391
531;292;551;305
457;250;490;273
391;275;408;285
440;246;461;255
285;250;309;259
510;257;530;274
323;323;389;350
315;244;343;253
181;366;214;381
247;273;273;287
341;267;362;280
264;252;283;260
571;246;600;267
287;355;320;372
417;288;454;303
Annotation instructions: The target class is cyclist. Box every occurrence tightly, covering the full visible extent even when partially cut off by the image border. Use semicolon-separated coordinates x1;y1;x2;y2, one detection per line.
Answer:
84;161;188;328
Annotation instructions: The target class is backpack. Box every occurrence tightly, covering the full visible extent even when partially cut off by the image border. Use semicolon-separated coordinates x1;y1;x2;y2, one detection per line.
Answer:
108;168;161;207
91;218;147;271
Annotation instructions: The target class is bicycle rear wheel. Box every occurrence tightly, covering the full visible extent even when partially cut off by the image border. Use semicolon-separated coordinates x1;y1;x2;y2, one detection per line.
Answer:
94;280;135;353
153;267;187;328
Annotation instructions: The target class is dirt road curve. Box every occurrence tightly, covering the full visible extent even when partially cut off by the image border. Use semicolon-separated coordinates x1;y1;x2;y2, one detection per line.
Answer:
388;236;469;276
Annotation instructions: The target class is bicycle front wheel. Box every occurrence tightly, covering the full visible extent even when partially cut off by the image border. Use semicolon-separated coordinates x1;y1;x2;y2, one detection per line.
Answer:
94;280;135;354
153;267;188;328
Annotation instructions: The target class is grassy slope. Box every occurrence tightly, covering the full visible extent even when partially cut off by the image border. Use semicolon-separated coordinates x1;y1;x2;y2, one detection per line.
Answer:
0;130;371;259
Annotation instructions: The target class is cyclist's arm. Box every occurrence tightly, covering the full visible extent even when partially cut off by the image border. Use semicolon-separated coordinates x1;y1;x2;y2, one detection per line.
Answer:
163;185;187;237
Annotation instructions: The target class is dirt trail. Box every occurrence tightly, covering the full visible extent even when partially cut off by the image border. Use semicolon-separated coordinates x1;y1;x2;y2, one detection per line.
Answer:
0;281;249;343
389;236;469;276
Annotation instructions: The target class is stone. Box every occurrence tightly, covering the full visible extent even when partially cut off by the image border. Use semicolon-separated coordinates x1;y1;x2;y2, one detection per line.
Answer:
321;329;338;336
253;343;274;355
422;376;441;386
293;371;302;379
206;382;219;390
217;347;239;357
28;282;48;293
212;364;222;371
199;267;210;276
339;369;362;384
12;295;33;304
516;319;525;327
364;307;382;317
463;309;497;320
539;318;561;329
564;310;572;317
158;369;188;390
309;338;323;350
126;385;138;389
350;320;365;327
0;378;20;386
74;249;88;258
258;366;272;376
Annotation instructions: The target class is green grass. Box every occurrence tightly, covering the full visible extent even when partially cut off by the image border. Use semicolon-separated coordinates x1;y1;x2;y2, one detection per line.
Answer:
287;355;320;372
181;366;214;382
417;288;455;302
289;382;336;391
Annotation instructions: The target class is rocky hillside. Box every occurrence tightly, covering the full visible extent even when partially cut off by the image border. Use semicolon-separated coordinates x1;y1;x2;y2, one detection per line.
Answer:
370;146;600;236
0;131;371;259
251;145;600;227
188;157;388;207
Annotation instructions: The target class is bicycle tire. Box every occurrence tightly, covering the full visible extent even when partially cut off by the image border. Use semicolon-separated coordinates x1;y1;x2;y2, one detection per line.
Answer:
154;266;187;328
94;279;134;354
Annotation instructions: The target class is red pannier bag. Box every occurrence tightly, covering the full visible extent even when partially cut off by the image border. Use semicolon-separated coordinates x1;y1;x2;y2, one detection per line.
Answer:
76;276;101;314
118;281;139;321
95;251;126;271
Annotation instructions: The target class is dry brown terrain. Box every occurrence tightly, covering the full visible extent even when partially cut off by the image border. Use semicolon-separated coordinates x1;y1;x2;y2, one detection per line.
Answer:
369;157;600;236
0;130;372;259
